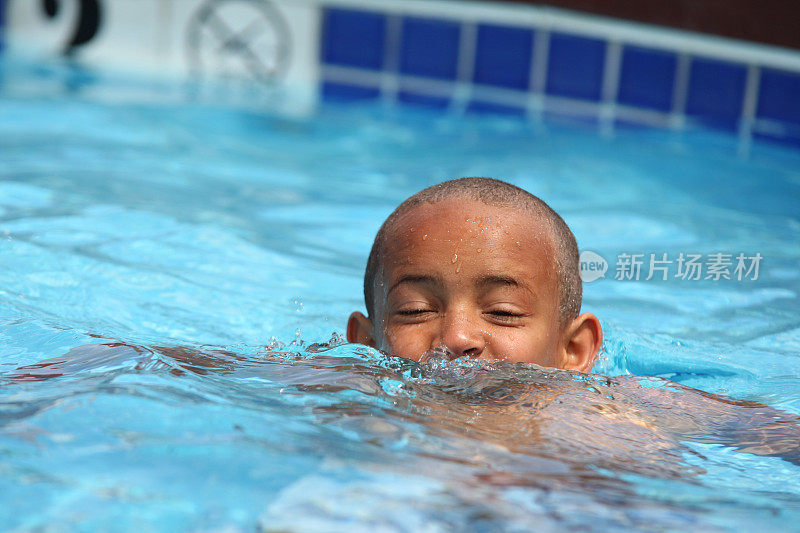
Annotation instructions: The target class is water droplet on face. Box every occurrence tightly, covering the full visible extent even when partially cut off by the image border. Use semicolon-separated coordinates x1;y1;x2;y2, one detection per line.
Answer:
476;248;482;253
422;234;428;240
451;253;458;263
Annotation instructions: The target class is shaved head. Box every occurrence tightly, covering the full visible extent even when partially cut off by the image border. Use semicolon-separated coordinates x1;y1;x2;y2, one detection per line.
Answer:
364;177;582;327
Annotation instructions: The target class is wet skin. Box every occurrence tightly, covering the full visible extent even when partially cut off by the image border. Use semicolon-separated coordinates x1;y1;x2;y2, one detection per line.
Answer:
347;198;602;370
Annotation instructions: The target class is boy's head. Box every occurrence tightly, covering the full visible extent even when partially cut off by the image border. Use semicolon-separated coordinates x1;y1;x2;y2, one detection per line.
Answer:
347;177;602;372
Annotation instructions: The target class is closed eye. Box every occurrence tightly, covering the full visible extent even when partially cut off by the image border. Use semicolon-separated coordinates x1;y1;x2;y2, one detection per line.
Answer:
396;309;433;316
485;309;527;324
393;308;436;323
489;310;521;316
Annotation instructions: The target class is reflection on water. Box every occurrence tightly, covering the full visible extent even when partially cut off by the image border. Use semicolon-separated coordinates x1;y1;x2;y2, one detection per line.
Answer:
4;339;799;530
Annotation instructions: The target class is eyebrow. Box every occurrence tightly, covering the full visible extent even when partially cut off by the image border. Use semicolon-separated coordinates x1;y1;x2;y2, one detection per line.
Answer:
387;274;443;295
477;275;520;287
476;274;533;294
387;273;531;295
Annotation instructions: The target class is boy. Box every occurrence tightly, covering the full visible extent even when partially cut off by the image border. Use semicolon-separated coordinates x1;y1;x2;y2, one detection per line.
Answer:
347;177;602;372
342;178;800;467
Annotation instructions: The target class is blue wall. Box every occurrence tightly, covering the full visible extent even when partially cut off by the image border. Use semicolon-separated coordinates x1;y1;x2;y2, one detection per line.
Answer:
319;7;800;148
0;0;5;53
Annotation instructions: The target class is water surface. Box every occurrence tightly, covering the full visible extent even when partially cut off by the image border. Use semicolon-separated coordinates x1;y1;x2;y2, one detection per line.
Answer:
1;60;800;531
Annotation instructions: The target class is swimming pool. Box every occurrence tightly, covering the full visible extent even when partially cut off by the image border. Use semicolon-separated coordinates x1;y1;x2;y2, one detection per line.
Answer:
1;59;800;531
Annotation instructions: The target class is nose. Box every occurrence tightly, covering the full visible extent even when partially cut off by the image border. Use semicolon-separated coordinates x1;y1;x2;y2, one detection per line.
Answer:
436;310;486;359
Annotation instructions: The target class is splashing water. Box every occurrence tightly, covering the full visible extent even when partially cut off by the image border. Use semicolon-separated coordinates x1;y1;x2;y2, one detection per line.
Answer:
6;337;799;530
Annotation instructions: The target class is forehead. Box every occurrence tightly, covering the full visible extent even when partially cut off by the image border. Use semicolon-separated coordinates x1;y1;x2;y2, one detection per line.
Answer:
381;197;557;283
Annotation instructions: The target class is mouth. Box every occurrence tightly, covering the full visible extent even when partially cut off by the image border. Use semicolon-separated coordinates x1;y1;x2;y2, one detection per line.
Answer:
419;346;498;363
418;346;457;363
416;347;501;385
419;347;499;364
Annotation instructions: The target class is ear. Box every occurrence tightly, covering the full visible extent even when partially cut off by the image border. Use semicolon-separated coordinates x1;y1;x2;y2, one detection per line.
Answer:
347;311;375;347
561;312;603;373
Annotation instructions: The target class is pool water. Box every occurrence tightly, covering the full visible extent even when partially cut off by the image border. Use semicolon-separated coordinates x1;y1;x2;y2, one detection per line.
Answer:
1;60;800;531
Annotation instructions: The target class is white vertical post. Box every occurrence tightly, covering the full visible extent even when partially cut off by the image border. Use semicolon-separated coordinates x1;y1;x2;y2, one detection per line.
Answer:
600;40;622;136
670;53;691;129
738;64;761;157
381;14;402;105
452;20;477;113
527;27;550;120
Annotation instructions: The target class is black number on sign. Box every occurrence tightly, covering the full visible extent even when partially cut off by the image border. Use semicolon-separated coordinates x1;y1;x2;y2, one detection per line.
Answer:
42;0;60;18
40;0;103;54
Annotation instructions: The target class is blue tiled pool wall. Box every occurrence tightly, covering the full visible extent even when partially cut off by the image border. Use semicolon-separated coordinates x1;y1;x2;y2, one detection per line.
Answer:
0;0;5;52
320;6;800;147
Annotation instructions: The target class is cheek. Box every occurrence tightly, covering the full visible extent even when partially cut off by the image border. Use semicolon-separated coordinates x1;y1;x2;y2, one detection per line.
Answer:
381;324;432;361
487;327;560;365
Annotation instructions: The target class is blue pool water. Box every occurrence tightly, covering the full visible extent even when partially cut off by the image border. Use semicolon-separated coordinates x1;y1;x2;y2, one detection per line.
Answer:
1;60;800;531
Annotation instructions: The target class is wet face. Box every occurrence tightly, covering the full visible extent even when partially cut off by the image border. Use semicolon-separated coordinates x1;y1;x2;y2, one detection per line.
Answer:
371;197;565;366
